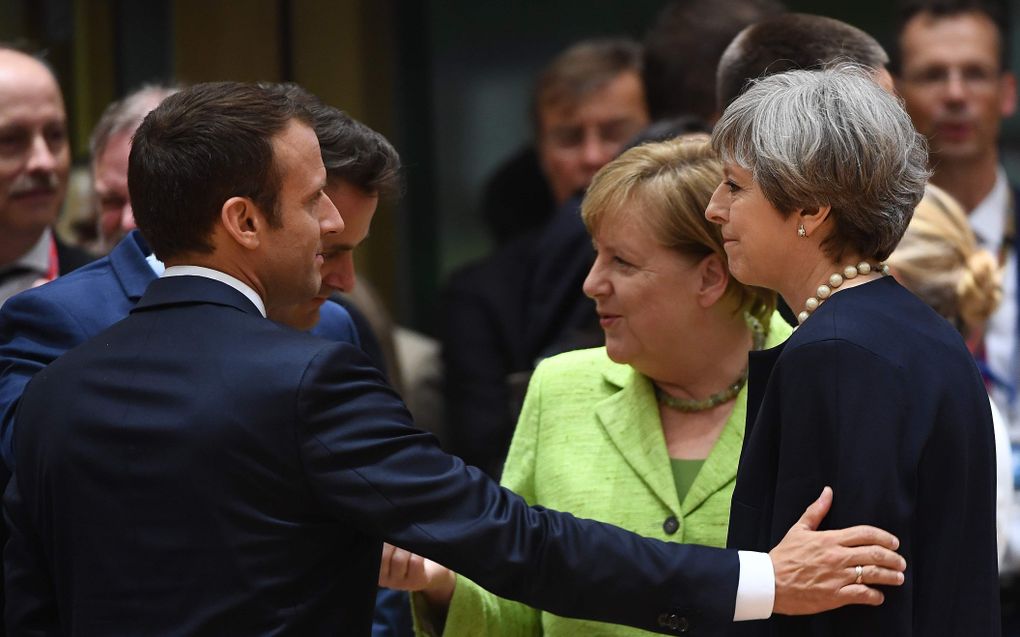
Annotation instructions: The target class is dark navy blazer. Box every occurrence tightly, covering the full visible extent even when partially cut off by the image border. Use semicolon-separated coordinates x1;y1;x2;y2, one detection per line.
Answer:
0;232;423;636
728;277;1000;636
0;231;358;470
6;275;739;636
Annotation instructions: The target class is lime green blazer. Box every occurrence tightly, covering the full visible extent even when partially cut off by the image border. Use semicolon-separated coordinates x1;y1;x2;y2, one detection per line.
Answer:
418;314;791;637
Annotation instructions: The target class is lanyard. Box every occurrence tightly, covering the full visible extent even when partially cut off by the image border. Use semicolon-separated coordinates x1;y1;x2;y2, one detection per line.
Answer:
976;357;1016;405
44;233;59;283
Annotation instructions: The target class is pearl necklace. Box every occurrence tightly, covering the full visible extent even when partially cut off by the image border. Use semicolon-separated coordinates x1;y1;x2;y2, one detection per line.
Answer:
655;313;765;412
797;261;889;324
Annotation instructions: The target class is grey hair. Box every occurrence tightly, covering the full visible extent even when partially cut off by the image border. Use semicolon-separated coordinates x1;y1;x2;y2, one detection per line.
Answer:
90;84;180;164
711;64;929;261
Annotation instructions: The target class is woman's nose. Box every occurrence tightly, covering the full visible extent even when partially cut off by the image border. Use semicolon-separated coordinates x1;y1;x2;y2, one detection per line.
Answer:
705;183;730;224
582;258;607;299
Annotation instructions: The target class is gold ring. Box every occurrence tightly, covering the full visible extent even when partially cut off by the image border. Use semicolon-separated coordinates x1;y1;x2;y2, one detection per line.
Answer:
855;565;863;585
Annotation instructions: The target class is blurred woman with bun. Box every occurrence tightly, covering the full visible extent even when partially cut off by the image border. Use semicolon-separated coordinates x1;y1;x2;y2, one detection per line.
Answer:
886;183;1013;568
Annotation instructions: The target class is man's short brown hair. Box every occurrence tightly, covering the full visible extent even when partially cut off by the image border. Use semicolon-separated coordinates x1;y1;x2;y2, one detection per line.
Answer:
129;82;312;260
716;13;889;110
531;38;642;137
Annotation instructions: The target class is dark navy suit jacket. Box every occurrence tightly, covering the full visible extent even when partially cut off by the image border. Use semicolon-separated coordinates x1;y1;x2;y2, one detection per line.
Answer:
728;277;1000;636
0;232;427;636
6;275;739;636
0;231;358;470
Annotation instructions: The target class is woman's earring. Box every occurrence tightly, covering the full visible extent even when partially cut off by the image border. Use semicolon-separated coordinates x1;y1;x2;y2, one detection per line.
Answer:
797;224;807;238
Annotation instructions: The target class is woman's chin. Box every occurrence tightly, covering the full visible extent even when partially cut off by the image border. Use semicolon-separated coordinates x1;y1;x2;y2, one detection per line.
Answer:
727;262;760;288
603;342;632;365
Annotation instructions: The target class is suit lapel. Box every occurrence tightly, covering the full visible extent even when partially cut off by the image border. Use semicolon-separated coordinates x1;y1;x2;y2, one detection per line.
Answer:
680;391;744;516
111;231;158;302
594;364;681;513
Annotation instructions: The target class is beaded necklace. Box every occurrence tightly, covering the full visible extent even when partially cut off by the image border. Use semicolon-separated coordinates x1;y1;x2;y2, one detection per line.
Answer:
655;313;765;412
796;261;888;324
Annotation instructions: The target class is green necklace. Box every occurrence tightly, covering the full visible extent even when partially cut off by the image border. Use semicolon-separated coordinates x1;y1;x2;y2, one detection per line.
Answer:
654;313;765;413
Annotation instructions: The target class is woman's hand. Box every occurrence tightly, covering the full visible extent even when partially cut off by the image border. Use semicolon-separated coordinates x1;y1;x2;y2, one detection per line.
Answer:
378;543;457;608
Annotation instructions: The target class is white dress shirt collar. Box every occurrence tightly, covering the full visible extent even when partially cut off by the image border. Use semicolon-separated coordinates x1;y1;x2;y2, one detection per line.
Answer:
145;253;165;276
160;265;266;318
5;227;52;275
0;228;53;306
969;166;1010;252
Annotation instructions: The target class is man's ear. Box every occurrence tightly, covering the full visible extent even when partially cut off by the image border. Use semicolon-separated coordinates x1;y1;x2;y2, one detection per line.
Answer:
697;252;730;308
798;204;832;238
220;196;262;251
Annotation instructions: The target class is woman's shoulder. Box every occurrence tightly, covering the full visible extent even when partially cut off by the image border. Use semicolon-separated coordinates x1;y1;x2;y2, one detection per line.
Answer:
786;278;973;372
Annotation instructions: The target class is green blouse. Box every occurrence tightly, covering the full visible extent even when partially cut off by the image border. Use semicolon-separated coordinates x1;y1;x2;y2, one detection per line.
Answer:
671;458;706;503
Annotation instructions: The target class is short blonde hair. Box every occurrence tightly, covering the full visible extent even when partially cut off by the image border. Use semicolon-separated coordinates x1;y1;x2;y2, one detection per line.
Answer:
887;184;1001;337
581;133;775;325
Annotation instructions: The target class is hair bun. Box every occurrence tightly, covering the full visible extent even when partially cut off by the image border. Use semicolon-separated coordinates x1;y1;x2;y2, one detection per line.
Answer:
956;249;1002;332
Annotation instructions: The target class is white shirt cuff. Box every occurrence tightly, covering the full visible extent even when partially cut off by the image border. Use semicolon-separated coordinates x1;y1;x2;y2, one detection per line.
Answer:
733;550;775;621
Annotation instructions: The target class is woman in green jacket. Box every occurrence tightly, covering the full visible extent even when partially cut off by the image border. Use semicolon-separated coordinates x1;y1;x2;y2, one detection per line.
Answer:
387;134;792;636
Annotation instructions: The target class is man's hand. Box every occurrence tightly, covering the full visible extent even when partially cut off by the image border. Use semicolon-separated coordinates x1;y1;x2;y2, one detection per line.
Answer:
378;543;457;608
770;486;906;615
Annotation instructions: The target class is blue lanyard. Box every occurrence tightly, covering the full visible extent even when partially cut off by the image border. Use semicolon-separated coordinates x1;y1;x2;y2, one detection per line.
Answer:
976;358;1016;405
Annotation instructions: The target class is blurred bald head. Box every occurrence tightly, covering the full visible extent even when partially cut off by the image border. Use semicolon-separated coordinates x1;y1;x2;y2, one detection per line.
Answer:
0;48;69;250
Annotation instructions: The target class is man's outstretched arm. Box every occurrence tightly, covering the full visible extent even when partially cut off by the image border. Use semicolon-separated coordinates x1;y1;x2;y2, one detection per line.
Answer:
380;486;906;627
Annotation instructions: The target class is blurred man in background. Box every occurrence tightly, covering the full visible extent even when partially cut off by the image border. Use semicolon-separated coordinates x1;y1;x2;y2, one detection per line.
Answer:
0;47;91;306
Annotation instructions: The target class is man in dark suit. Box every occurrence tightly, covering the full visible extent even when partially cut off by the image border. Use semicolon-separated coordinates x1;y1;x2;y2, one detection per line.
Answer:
0;86;359;472
0;83;379;633
442;38;648;478
0;46;91;306
5;81;906;636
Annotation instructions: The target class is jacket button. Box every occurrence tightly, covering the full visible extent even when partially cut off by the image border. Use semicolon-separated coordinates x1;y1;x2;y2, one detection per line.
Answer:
657;612;690;632
663;515;680;535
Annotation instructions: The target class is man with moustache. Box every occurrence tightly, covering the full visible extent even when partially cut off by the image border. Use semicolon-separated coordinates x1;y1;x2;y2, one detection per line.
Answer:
0;82;405;635
0;47;91;306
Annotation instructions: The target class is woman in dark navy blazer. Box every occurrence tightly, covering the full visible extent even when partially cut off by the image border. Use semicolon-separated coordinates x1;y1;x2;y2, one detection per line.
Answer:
706;66;1001;636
